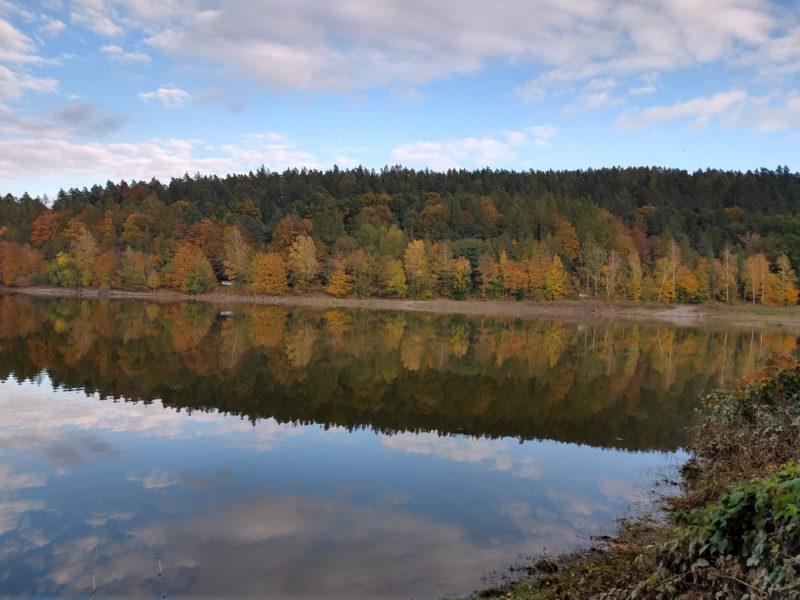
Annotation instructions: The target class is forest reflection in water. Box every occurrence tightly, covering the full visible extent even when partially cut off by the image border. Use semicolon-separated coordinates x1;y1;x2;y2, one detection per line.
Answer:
0;295;793;451
0;295;796;598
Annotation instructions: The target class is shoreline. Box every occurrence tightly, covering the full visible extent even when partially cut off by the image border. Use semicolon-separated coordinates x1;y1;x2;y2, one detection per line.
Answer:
3;284;800;329
472;358;800;599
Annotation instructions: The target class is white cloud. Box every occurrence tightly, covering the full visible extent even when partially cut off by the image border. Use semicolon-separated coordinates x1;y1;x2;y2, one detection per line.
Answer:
0;17;44;63
101;44;151;63
0;64;58;101
586;78;617;91
746;90;800;133
54;0;799;94
0;133;319;188
616;89;749;129
628;85;657;95
392;125;556;170
0;17;58;108
628;72;661;95
138;86;191;107
394;87;425;103
563;91;625;114
39;15;66;37
69;0;123;37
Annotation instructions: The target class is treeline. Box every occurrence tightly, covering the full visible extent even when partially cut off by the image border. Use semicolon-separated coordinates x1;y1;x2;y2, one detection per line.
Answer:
1;165;800;303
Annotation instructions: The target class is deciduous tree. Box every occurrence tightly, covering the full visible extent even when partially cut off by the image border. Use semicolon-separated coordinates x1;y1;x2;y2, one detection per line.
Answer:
170;242;215;295
222;226;253;287
250;252;288;295
326;261;353;298
404;240;433;297
544;255;566;300
775;254;799;306
288;235;319;291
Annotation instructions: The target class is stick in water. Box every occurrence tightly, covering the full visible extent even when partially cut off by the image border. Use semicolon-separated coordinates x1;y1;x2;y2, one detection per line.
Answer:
157;556;168;600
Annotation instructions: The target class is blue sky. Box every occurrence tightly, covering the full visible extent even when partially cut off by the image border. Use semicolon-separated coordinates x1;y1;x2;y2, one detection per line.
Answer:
1;0;799;198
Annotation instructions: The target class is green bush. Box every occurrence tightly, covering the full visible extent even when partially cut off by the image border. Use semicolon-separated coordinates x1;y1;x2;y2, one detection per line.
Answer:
181;268;214;295
662;463;800;596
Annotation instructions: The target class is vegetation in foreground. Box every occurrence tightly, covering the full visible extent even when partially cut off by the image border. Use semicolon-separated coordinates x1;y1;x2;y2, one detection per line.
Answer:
2;167;800;306
473;356;800;599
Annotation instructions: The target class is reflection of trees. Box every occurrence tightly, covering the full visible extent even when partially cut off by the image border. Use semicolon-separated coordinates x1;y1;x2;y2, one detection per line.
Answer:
249;308;286;349
1;295;798;452
166;303;214;353
285;318;317;370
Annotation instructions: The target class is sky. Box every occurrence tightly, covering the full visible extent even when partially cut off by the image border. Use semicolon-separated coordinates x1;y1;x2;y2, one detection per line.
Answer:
1;0;799;198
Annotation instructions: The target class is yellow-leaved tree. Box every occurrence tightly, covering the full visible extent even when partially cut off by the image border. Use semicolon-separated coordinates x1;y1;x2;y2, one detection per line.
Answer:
222;226;253;287
326;261;353;298
553;216;580;262
775;254;799;306
288;235;319;291
743;253;770;305
403;240;433;297
450;256;472;299
250;252;288;295
544;255;566;300
715;245;738;304
381;258;407;297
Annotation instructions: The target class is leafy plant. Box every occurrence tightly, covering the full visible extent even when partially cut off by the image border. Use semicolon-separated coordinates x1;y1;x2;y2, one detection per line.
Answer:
671;463;800;591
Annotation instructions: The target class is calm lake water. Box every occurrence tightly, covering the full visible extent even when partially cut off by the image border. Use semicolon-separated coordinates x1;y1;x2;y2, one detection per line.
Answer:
0;295;795;599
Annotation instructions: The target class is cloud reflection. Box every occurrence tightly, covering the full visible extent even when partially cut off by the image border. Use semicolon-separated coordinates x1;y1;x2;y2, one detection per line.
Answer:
0;375;678;598
382;431;544;479
47;493;573;599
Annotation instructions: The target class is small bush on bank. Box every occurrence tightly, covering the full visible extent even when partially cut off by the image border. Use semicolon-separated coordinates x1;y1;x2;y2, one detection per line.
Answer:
653;463;800;598
686;355;800;504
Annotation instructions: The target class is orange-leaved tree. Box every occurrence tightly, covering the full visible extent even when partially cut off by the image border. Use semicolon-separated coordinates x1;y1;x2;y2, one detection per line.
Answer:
170;242;215;295
250;252;288;295
775;254;799;306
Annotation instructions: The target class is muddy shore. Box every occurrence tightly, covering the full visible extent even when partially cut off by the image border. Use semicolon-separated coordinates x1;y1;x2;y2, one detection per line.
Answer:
5;284;800;330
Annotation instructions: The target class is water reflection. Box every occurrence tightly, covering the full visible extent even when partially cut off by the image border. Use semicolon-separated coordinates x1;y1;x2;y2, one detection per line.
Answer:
0;378;673;598
0;295;795;598
0;296;794;451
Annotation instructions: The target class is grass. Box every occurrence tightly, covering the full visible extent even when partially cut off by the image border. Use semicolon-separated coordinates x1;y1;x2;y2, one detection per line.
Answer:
470;520;667;600
468;355;800;600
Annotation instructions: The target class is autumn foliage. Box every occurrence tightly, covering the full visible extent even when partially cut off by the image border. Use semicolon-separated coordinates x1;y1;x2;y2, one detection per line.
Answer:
250;252;288;295
1;167;800;305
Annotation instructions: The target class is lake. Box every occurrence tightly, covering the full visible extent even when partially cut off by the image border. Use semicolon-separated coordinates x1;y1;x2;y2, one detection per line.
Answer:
0;295;794;598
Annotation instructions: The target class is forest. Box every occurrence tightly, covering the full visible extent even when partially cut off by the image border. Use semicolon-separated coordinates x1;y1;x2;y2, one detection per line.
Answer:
2;165;800;304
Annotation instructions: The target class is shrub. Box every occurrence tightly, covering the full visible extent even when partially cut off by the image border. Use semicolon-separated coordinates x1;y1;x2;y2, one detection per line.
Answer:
659;463;800;597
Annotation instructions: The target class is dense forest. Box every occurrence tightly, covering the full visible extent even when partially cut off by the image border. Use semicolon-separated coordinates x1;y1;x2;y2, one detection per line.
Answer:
1;296;792;451
2;166;800;304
